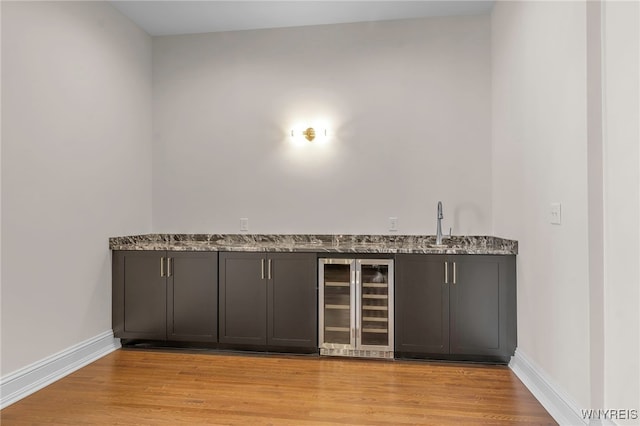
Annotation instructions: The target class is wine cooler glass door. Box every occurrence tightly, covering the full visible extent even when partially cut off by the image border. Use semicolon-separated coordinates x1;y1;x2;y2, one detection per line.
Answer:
357;259;394;351
319;259;355;350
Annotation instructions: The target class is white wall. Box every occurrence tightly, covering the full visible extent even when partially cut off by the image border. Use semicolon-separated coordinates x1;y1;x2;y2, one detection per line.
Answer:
152;16;492;235
602;0;640;421
492;0;591;410
1;1;152;375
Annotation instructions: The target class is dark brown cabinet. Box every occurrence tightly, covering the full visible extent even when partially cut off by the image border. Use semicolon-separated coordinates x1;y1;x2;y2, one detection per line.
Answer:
219;252;317;350
112;247;515;360
113;251;218;342
395;254;516;362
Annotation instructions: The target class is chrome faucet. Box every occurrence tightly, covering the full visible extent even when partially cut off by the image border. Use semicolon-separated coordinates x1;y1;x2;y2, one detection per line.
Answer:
436;201;451;245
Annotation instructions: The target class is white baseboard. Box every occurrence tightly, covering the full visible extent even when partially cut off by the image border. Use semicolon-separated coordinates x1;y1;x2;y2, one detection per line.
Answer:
0;330;120;409
509;349;616;426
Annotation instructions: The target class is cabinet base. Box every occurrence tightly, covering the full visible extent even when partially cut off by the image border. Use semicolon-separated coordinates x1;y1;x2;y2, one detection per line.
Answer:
395;351;512;365
120;339;318;355
320;348;394;359
118;341;511;364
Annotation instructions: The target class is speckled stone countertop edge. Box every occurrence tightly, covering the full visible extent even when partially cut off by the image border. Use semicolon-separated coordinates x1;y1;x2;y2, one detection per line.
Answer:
109;234;518;255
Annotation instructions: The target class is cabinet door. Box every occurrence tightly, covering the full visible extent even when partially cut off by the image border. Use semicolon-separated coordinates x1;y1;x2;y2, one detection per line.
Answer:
449;255;516;357
113;251;167;340
219;252;267;345
167;252;218;342
395;254;449;354
267;253;317;348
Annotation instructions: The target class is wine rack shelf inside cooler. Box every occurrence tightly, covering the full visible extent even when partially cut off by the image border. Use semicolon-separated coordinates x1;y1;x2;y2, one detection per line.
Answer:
325;327;350;332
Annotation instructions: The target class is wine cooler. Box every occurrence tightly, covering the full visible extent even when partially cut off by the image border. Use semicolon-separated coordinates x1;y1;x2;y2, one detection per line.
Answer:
318;258;394;359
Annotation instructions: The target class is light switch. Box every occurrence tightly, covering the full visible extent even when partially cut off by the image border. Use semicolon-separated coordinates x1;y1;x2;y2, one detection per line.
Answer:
389;217;398;232
550;203;561;225
240;217;249;232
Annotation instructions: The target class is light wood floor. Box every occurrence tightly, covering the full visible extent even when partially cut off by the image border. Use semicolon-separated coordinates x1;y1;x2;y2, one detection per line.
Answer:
1;349;555;425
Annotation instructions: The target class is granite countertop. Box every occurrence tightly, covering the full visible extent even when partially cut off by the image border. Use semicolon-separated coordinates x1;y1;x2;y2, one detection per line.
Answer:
109;234;518;255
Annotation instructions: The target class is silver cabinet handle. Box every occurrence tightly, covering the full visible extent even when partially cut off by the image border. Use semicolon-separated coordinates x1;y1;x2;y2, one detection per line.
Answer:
261;258;265;280
167;257;172;277
444;261;449;284
452;262;457;284
160;257;165;277
267;259;272;280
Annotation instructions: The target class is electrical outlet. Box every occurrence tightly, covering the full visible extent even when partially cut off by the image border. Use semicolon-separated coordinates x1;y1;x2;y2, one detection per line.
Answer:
240;217;249;232
550;203;561;225
389;217;398;232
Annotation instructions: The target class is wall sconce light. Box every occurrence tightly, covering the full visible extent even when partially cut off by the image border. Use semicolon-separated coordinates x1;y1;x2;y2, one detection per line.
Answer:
291;127;327;142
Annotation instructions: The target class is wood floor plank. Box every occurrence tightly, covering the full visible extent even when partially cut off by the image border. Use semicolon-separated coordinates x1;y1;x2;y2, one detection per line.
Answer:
1;350;556;425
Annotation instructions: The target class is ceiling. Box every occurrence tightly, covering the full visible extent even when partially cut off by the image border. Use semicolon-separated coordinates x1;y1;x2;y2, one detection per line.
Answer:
110;1;494;36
